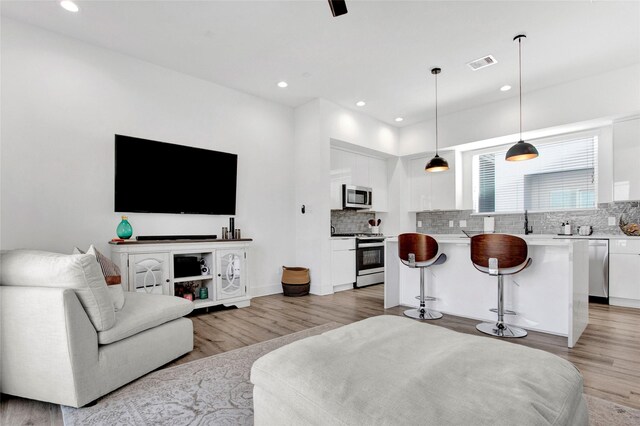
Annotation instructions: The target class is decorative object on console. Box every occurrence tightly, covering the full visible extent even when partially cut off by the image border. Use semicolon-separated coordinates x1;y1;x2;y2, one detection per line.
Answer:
229;217;235;238
425;67;449;173
620;216;640;236
199;286;209;300
116;215;133;239
505;34;539;162
200;258;210;275
281;266;310;297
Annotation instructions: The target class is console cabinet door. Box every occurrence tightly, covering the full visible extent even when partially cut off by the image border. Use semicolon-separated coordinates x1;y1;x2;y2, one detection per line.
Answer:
129;253;171;295
216;249;246;301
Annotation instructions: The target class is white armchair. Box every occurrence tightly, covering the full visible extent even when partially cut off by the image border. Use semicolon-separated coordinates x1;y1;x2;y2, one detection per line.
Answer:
1;250;194;408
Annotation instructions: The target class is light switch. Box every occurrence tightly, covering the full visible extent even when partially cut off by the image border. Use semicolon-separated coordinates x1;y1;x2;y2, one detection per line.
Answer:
417;221;423;227
460;220;467;228
449;220;454;227
608;217;616;226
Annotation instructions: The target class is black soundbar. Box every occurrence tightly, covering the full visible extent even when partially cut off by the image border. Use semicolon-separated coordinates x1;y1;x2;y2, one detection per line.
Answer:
136;235;217;241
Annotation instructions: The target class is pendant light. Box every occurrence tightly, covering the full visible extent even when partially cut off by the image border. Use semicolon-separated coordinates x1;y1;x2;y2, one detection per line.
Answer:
506;34;539;161
425;67;449;172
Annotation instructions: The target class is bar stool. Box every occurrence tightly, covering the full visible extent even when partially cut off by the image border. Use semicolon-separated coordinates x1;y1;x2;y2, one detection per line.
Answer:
398;233;446;320
470;234;532;338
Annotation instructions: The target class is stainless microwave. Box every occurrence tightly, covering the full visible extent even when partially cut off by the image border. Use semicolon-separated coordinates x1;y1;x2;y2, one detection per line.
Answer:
343;185;372;209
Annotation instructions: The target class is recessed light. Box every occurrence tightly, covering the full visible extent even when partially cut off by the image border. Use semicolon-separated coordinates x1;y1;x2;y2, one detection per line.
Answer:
500;85;512;92
356;101;366;107
277;81;288;88
60;0;79;12
395;117;404;122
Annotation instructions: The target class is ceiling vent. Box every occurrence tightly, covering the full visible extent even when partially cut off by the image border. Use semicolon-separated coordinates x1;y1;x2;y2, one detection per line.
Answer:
467;55;497;71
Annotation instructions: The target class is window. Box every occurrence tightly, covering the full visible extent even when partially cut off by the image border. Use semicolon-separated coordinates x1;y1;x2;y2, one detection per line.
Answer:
472;135;598;213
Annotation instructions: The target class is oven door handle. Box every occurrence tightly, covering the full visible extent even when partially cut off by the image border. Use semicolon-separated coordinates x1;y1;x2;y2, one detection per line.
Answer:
358;243;384;248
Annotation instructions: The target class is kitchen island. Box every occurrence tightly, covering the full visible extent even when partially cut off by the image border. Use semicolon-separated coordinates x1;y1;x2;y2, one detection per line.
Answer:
384;235;589;347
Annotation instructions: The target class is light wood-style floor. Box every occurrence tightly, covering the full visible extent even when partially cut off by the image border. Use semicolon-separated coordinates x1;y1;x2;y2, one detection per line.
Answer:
2;285;640;425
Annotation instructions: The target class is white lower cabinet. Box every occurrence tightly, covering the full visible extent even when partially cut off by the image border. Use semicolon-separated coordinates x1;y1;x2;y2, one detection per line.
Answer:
609;239;640;308
331;238;356;290
112;240;251;309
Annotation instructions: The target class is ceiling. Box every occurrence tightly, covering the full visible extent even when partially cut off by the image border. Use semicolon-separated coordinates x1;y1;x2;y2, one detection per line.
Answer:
2;1;639;127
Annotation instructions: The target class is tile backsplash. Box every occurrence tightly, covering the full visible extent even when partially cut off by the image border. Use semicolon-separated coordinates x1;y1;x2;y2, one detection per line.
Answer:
331;210;376;234
416;202;640;235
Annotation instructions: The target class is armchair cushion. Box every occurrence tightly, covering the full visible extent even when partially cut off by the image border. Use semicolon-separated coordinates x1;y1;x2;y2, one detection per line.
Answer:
1;250;115;331
98;292;194;345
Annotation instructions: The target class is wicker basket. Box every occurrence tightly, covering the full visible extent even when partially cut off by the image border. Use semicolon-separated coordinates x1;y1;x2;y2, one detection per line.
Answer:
619;217;640;236
281;266;310;297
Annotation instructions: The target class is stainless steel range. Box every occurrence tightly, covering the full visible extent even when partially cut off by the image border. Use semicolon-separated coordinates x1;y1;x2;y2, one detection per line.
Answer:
331;233;386;288
355;234;385;288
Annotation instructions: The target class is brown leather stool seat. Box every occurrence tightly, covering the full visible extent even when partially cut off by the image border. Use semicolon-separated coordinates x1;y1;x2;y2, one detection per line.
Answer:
470;234;532;338
398;233;446;320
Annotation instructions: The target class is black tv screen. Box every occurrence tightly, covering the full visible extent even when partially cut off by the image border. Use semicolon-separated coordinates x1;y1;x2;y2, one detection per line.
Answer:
115;135;237;215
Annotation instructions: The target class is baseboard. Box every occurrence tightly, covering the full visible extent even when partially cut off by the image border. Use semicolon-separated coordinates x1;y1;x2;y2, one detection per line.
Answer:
609;297;640;309
250;284;283;298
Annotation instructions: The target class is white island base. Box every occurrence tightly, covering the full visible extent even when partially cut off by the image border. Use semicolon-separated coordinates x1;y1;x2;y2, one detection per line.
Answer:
385;236;589;348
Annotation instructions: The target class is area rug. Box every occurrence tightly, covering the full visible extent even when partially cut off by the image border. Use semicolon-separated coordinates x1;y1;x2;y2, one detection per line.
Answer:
61;322;341;426
62;322;640;426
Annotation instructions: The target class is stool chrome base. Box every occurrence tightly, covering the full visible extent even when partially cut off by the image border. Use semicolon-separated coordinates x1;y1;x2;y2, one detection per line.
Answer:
476;322;527;338
404;308;443;321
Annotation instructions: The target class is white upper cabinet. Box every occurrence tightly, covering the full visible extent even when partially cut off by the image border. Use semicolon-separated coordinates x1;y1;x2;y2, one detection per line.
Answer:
613;118;640;202
330;149;353;210
330;147;389;212
369;157;388;212
409;152;456;211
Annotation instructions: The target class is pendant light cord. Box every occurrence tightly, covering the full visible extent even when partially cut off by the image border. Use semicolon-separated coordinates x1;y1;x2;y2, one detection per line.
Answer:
518;36;523;141
435;71;439;155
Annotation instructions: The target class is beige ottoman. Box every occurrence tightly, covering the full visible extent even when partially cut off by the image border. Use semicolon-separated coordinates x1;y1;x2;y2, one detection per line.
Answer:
251;315;587;425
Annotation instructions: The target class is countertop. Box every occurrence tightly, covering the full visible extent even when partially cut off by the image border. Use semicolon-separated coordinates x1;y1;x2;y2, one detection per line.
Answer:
331;233;638;241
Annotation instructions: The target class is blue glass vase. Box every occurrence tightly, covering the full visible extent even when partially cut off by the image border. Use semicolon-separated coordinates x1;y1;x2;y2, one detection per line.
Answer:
116;216;133;239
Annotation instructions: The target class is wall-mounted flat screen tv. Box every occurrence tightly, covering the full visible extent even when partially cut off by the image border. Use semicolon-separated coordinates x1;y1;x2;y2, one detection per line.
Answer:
115;135;237;215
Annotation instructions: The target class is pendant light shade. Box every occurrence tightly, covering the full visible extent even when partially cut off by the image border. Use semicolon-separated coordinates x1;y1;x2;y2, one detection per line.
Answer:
425;67;449;172
505;140;539;161
506;34;538;162
425;154;449;172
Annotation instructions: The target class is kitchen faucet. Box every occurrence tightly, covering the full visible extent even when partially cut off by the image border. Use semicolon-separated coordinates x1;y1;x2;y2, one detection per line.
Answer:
524;210;533;235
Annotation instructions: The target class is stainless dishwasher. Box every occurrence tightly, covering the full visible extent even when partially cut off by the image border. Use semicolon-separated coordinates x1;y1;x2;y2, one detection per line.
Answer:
588;239;609;303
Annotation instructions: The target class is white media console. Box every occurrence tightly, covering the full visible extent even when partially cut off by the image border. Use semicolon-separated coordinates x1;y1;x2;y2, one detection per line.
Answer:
110;238;252;309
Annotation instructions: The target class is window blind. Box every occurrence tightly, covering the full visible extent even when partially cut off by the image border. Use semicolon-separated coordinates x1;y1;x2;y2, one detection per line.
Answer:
473;135;598;213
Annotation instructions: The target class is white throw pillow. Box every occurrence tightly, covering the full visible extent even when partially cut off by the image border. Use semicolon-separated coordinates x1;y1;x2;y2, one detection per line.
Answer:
74;246;125;311
1;250;116;331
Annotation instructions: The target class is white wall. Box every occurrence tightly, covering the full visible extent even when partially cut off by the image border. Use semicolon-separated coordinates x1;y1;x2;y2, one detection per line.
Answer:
400;64;640;156
0;18;296;295
293;99;332;295
293;98;400;293
321;99;399;156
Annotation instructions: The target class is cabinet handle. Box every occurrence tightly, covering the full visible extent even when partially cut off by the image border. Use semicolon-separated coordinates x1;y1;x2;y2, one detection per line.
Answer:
166;279;170;283
218;273;222;277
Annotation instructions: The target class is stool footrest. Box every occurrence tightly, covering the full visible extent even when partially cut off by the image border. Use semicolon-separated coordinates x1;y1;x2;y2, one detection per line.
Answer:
489;308;516;315
415;295;437;301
